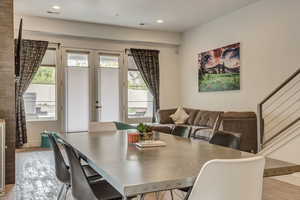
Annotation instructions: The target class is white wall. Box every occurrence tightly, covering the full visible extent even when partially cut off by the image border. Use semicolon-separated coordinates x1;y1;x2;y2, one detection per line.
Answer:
16;16;181;147
179;0;300;167
179;0;300;112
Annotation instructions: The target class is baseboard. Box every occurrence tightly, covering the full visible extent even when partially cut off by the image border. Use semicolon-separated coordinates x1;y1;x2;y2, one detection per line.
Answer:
23;140;41;148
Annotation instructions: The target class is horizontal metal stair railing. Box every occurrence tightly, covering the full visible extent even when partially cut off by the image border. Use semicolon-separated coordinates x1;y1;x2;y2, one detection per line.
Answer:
257;68;300;151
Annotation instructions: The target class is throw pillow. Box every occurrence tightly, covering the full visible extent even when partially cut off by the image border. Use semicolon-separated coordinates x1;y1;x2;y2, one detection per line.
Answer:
170;106;189;124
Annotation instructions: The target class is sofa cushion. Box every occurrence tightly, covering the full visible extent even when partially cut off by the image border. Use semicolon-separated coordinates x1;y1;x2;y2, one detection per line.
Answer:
157;109;177;124
185;109;199;125
193;110;208;126
193;110;222;128
150;124;175;134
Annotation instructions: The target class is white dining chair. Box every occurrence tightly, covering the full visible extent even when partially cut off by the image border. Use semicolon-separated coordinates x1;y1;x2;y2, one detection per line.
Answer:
88;122;117;132
188;156;265;200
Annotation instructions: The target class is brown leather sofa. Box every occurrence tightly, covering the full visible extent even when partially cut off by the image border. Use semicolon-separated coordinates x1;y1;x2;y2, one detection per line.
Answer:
150;108;257;153
151;108;223;141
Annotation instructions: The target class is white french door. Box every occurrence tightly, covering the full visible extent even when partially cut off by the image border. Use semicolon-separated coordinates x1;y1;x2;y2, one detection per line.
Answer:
95;54;122;122
64;50;91;132
63;49;123;132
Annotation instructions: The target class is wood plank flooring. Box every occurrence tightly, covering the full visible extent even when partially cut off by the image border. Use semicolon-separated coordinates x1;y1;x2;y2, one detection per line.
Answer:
0;149;299;200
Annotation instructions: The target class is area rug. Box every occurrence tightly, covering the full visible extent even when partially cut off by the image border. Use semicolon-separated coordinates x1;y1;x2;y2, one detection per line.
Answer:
16;150;60;200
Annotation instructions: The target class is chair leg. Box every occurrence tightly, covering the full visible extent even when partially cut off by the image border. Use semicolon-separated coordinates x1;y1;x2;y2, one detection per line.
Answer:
155;192;160;200
64;184;71;200
57;184;65;200
170;190;174;200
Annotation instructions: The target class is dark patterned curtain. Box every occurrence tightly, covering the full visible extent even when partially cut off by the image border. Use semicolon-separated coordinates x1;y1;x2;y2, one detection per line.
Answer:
15;40;48;147
130;48;160;122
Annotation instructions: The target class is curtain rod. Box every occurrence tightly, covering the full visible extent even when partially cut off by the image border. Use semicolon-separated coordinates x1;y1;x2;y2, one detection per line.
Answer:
13;39;60;45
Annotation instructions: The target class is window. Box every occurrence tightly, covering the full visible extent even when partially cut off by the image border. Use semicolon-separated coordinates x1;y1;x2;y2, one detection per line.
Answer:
24;49;57;121
127;56;153;119
100;55;119;68
67;53;89;67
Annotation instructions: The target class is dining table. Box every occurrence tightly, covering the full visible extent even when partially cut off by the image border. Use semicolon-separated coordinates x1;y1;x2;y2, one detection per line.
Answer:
57;130;300;199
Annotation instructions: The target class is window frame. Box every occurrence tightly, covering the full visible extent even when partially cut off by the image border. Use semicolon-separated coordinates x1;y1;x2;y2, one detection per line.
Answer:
24;47;58;122
125;54;153;123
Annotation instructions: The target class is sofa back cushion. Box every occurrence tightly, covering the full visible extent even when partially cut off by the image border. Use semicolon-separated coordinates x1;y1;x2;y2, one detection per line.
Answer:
193;110;223;128
157;108;223;129
184;108;199;125
157;109;177;124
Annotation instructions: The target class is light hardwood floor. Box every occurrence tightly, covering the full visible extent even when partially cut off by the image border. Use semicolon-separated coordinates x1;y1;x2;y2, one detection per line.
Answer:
2;179;300;200
1;149;299;200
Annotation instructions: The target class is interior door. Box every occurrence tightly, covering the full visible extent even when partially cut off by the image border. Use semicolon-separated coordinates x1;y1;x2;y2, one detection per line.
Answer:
95;54;121;122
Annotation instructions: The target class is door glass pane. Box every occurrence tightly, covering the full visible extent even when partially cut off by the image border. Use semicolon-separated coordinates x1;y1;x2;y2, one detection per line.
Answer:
97;55;120;122
67;53;89;67
66;68;89;132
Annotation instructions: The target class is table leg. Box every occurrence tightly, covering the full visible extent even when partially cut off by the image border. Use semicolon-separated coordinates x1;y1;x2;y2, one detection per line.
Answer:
183;188;192;200
140;194;145;200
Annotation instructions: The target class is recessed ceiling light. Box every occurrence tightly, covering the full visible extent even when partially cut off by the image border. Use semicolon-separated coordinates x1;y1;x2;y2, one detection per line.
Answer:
52;5;61;10
156;19;164;24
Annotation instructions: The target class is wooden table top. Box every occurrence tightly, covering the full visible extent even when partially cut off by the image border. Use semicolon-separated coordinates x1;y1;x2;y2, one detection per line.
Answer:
58;131;300;197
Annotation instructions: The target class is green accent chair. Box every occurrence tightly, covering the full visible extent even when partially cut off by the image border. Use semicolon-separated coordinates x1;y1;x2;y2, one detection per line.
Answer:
41;131;61;148
113;121;137;130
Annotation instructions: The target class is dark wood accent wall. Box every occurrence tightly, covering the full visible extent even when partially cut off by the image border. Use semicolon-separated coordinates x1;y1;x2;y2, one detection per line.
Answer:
0;0;16;184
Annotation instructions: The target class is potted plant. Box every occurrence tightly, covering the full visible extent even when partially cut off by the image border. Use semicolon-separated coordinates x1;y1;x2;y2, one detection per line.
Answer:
137;123;153;141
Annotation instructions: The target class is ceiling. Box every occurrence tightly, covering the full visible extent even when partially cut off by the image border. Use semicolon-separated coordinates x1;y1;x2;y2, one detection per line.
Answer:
14;0;261;32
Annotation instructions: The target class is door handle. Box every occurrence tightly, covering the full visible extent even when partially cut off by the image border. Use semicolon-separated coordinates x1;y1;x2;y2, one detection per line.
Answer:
96;106;102;109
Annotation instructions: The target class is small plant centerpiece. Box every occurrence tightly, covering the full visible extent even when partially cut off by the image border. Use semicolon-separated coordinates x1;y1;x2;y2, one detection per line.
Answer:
137;123;153;141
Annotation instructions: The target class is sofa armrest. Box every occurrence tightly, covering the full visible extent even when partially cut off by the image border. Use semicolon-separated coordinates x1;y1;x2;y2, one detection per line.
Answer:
219;112;257;153
156;109;177;124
